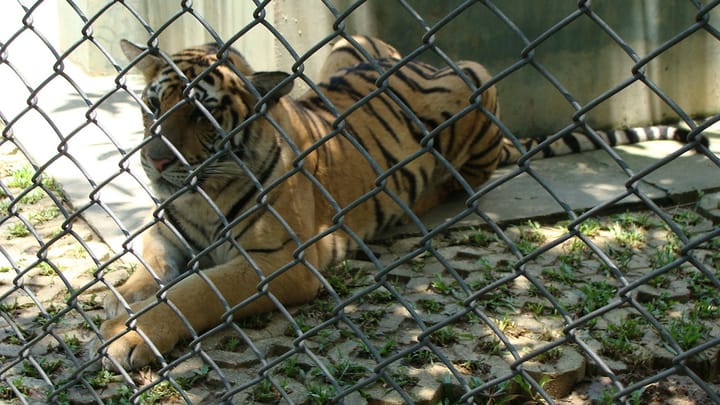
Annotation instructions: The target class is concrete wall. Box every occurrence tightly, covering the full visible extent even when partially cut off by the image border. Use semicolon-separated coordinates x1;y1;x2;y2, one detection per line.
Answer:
6;1;718;137
368;0;720;135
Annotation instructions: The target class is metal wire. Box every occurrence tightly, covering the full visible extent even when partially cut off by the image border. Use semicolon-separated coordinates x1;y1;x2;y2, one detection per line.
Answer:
0;1;719;404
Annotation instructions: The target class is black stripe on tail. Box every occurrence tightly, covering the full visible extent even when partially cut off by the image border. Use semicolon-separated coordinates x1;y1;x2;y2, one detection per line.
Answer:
499;125;709;166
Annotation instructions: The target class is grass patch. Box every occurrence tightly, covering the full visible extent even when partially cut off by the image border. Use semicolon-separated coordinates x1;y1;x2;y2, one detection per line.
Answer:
429;274;458;296
667;317;709;351
429;326;461;346
609;221;644;249
249;378;283;403
515;220;546;255
600;317;645;360
236;312;274;329
417;298;443;313
19;188;45;205
404;348;439;367
140;380;181;404
307;382;336;404
578;281;615;315
6;222;30;238
468;228;496;247
326;260;367;297
331;359;369;386
7;165;36;189
578;217;602;237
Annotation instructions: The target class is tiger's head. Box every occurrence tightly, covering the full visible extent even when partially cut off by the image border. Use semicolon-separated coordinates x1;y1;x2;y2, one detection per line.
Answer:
121;40;293;198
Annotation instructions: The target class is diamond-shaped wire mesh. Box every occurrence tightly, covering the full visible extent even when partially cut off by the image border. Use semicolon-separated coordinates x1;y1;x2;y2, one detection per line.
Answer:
1;1;719;404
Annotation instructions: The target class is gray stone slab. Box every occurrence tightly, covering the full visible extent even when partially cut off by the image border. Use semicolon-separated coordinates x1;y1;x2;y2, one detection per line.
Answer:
396;132;720;234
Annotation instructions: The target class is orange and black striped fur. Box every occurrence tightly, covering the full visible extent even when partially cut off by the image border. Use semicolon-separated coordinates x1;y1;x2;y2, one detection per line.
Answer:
100;36;502;370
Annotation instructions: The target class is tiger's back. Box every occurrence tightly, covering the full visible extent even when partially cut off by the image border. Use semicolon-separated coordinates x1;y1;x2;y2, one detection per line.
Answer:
292;38;502;261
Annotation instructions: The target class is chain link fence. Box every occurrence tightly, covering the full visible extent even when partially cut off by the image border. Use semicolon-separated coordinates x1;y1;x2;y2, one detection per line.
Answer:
1;1;720;404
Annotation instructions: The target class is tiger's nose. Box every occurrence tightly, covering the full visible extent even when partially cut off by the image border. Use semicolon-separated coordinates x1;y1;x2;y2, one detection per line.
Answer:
149;157;174;171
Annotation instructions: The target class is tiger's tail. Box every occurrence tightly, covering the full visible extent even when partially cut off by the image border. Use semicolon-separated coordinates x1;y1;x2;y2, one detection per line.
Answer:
498;125;709;166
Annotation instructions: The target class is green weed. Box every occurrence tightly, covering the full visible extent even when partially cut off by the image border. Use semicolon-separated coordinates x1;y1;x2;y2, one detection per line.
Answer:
404;348;438;367
417;298;443;313
236;312;274;329
279;357;303;379
645;293;677;319
307;382;336;404
8;165;36;188
249;378;282;403
578;281;615;315
140;380;180;404
609;222;644;249
542;262;577;285
668;317;709;350
29;206;59;224
332;359;368;386
516;220;546;255
650;243;677;269
19;188;45;204
601;317;645;360
612;211;650;228
430;274;457;296
578;217;602;237
692;297;720;319
6;222;30;238
469;228;496;247
429;326;461;346
535;346;563;363
89;369;116;388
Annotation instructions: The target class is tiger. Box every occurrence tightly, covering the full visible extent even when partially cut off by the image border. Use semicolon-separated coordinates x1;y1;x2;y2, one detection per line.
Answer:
100;35;708;371
99;35;503;370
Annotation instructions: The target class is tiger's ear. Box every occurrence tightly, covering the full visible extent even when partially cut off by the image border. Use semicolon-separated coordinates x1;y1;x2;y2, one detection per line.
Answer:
120;39;164;81
249;71;293;103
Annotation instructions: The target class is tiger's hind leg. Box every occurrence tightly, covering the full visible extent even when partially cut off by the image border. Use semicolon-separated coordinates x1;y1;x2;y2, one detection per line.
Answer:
317;35;402;80
410;63;503;215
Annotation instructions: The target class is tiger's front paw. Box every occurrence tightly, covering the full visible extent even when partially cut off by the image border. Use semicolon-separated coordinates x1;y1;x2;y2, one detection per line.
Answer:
98;305;182;371
102;292;126;319
100;322;157;371
103;282;160;319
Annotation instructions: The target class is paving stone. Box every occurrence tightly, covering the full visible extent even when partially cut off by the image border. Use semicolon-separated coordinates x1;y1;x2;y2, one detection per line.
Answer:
404;363;451;404
449;259;487;273
377;312;411;334
626;254;651;271
405;277;432;294
647;340;719;380
698;192;720;221
66;381;127;405
636;280;692;303
0;343;21;357
206;348;263;369
184;387;211;404
167;354;206;379
523;346;587;398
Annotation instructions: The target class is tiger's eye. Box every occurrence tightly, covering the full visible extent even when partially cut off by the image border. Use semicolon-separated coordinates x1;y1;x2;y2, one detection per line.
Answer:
145;95;161;115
